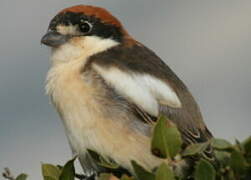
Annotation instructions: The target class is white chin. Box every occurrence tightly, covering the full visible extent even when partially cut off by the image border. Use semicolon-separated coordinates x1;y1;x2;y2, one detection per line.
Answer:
50;36;119;63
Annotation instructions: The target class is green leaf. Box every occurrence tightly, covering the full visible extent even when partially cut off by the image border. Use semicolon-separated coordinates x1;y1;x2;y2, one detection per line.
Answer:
16;174;28;180
194;159;216;180
182;142;210;157
226;169;235;180
242;136;251;154
87;149;119;169
56;165;63;170
151;115;182;159
214;150;230;166
41;164;61;180
211;138;232;150
229;150;247;173
155;163;175;180
131;160;155;180
59;157;77;180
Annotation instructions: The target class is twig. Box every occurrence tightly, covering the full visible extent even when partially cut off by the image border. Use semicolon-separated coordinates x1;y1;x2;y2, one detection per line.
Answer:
2;168;15;180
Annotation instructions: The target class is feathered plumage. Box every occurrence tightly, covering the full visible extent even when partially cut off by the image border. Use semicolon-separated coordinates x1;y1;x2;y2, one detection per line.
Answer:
42;4;213;175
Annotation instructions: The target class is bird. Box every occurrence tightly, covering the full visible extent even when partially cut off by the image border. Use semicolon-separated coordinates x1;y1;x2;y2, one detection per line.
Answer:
41;4;213;177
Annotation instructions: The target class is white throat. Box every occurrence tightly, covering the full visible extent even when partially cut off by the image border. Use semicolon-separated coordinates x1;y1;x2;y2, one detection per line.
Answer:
50;36;119;65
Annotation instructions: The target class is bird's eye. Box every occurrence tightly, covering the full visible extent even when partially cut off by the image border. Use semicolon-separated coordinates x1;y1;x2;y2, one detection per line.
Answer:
79;21;92;33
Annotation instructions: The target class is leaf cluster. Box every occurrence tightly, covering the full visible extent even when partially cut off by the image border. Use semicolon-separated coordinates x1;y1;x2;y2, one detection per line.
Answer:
4;116;251;180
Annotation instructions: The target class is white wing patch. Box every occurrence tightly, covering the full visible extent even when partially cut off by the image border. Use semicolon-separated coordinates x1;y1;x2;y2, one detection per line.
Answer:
93;64;182;116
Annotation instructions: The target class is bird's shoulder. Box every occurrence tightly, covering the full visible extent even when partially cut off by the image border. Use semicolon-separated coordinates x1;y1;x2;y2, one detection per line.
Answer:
85;42;179;82
84;43;184;116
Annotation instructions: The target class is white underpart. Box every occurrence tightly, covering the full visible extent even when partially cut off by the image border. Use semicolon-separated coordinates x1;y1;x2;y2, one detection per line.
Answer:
46;35;166;173
93;65;182;116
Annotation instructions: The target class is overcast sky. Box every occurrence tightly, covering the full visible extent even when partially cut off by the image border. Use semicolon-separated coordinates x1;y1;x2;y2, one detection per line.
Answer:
1;0;251;179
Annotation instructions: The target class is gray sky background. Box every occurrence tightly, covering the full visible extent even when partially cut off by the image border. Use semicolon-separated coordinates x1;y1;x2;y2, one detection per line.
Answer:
1;0;251;179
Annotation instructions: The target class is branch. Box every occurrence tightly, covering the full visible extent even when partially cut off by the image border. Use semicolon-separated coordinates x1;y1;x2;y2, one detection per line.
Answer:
2;168;15;180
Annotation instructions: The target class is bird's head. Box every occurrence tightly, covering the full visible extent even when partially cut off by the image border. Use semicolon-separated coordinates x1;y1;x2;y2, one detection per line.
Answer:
41;5;131;48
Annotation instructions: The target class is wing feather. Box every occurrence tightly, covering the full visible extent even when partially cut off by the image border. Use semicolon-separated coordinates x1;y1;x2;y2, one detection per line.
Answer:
93;64;181;116
86;43;213;147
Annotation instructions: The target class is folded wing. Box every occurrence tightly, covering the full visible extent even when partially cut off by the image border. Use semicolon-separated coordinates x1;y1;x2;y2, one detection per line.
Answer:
87;43;212;147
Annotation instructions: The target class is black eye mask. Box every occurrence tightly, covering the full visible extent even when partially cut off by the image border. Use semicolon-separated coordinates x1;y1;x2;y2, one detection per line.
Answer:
48;12;123;42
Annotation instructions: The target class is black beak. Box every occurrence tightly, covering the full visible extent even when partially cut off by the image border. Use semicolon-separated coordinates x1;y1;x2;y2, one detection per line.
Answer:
41;31;69;47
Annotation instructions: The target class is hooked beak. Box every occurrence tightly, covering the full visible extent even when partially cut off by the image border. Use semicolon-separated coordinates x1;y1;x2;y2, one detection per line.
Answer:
41;31;69;47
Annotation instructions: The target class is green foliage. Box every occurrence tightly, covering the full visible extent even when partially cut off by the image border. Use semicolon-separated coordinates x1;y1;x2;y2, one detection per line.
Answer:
211;138;232;150
182;141;210;157
229;150;247;174
194;159;216;180
155;163;175;180
42;164;61;180
87;149;119;169
131;161;155;180
15;174;28;180
151;115;182;159
41;157;76;180
3;116;251;180
59;157;76;180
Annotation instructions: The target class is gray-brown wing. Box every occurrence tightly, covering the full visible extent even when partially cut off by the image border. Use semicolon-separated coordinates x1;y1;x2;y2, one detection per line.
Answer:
87;43;213;147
